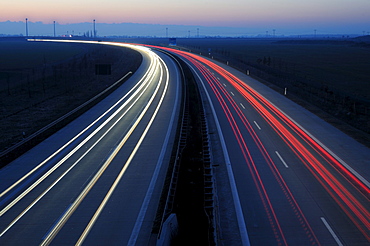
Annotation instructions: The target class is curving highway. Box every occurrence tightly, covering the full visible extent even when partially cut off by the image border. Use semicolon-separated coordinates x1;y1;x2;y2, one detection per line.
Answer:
0;40;369;246
0;41;182;245
163;48;370;245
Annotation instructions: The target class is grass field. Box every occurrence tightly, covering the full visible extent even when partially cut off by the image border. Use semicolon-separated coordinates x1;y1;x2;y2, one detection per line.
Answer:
175;38;370;137
120;37;370;140
118;37;370;100
1;37;369;158
0;39;142;155
0;40;88;92
0;40;85;70
177;38;370;101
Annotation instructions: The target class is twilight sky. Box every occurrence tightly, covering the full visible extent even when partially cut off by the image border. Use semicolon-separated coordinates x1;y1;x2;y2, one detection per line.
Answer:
1;0;369;35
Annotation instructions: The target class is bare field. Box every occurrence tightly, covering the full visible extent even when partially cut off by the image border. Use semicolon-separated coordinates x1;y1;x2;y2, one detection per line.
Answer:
1;37;369;159
120;37;370;100
176;38;370;140
123;37;370;143
0;41;85;70
177;38;370;101
0;40;142;155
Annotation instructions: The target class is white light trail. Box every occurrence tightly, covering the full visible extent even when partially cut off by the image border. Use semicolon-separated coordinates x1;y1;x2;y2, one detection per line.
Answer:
0;52;157;217
0;42;155;200
42;50;167;246
0;40;161;239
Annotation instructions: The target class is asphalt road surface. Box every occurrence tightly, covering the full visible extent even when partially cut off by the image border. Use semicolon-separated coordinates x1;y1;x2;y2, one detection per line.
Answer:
1;40;369;246
166;48;370;246
0;41;182;245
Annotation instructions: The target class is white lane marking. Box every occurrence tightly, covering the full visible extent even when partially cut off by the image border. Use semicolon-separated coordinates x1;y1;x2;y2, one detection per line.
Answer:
253;121;261;130
241;85;370;189
275;151;288;168
230;91;235;96
184;59;250;245
240;103;245;109
321;217;343;246
217;77;220;80
223;83;227;87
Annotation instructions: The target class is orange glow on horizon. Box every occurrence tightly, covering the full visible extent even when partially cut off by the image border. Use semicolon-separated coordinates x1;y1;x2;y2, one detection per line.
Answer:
1;0;369;29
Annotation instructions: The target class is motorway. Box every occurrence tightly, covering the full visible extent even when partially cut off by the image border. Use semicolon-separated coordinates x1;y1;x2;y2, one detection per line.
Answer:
0;40;369;246
164;48;370;246
0;41;181;245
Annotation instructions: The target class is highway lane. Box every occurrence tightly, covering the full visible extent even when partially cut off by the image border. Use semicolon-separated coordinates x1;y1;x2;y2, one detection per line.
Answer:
2;40;368;245
164;48;370;245
0;41;182;245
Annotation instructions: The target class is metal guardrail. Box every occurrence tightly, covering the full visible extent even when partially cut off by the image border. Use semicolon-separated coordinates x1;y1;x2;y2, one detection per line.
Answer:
155;51;187;244
155;50;217;245
0;71;132;167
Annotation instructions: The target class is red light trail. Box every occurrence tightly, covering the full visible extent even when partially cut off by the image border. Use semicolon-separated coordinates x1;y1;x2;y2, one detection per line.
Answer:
161;48;370;244
146;45;370;243
175;50;319;245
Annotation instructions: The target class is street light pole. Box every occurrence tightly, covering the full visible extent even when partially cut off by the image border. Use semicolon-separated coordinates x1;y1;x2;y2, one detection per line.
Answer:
25;18;28;37
93;19;96;38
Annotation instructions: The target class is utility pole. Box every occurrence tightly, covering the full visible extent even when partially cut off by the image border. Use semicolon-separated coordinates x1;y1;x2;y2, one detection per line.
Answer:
93;19;96;38
53;21;56;37
25;18;28;37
